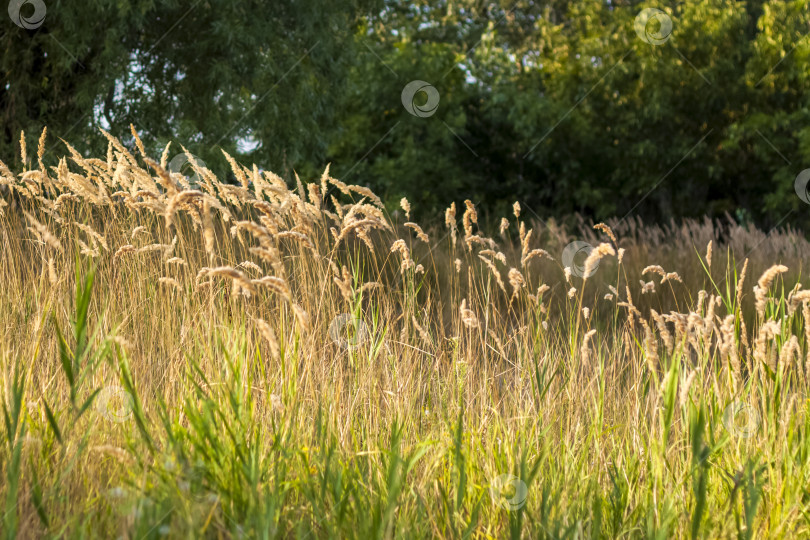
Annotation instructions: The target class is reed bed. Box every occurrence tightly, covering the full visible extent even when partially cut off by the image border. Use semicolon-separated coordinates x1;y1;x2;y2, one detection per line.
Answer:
1;127;809;538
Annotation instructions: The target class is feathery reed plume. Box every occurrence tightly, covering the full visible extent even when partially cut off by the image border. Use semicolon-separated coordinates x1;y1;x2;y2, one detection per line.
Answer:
528;283;550;305
753;320;781;370
581;329;597;364
459;299;479;329
48;257;56;286
705;240;713;271
131;226;149;240
114;245;136;260
735;258;748;308
333;265;354;302
128;124;146;160
412;315;431;344
661;272;682;284
593;223;616;245
642;265;665;278
779;335;800;371
445;202;457;247
201;266;256;294
583;243;614;278
499;217;509;237
625;286;636;327
20;130;27;167
359;281;382;295
74;223;108;251
650;309;673;355
512;201;520;218
462;200;477;239
202;199;215;258
159;141;171;169
640;280;656;294
252;276;292;299
680;370;697;407
390;239;415;273
719;314;740;392
237;261;263;274
404;222;429;243
508;268;525;300
755;265;788;317
37;127;47;173
400;198;411;219
292;304;310;332
144;157;180;195
24;211;62;251
478;255;506;293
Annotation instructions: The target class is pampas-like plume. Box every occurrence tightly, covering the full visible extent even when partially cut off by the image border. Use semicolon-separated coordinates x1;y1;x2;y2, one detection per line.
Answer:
755;265;788;317
404;222;429;243
462;200;477;239
390;239;415;273
459;299;479;329
581;329;597;364
642;265;665;278
650;309;673;355
252;276;292;299
593;223;616;245
583;242;614;278
680;370;697;407
735;258;748;307
24;211;62;251
705;240;713;271
507;268;525;299
661;272;682;284
114;245;136;260
200;266;256;294
499;217;509;237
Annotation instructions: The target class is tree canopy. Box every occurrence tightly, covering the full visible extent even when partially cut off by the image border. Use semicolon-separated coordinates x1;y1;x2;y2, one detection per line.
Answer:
3;0;809;228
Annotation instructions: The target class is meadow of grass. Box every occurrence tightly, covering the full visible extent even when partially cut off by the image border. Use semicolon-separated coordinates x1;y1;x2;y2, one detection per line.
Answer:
1;127;810;538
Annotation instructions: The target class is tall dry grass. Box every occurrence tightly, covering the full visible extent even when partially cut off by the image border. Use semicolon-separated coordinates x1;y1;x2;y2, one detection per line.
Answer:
1;127;809;538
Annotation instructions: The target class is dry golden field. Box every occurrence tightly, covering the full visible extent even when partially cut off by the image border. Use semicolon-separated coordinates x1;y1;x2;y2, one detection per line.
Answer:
1;128;810;538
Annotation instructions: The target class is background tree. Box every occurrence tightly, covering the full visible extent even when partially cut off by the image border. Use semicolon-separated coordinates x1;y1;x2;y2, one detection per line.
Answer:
1;0;380;174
